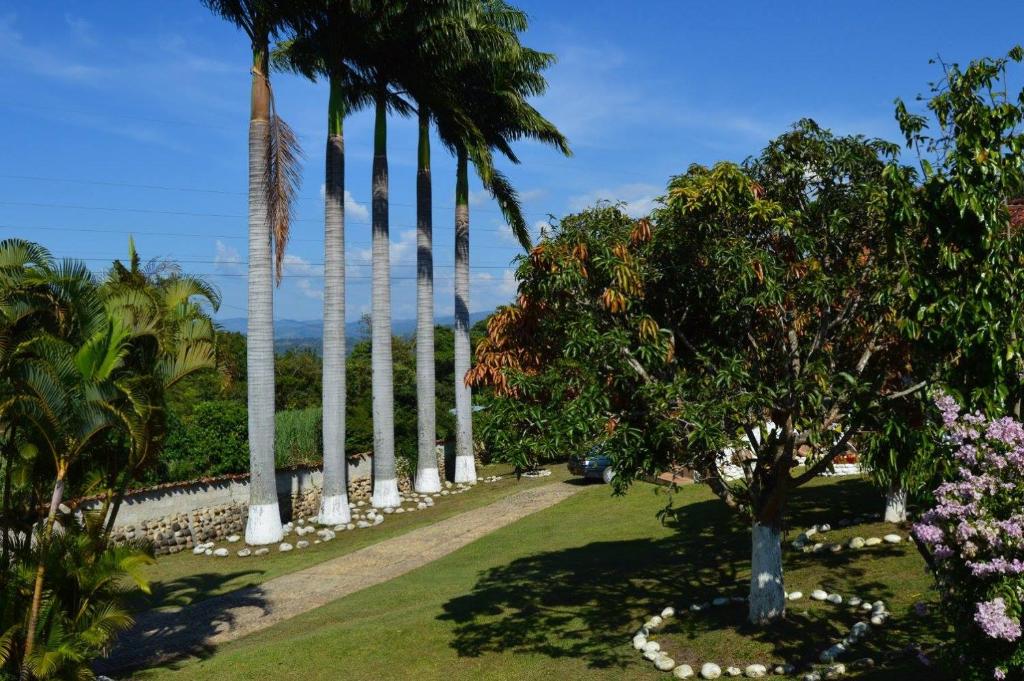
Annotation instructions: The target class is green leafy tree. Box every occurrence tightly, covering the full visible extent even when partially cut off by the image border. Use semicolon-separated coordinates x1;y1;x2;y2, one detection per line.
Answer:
471;122;910;625
858;48;1024;526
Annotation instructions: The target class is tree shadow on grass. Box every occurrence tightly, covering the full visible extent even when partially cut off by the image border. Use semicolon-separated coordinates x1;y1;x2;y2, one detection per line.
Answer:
95;570;267;678
439;478;946;676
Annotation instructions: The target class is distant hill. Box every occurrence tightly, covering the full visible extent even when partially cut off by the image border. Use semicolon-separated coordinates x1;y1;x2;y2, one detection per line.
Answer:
216;311;491;344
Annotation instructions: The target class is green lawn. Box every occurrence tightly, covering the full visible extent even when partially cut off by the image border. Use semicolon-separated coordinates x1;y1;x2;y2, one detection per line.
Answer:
134;476;947;681
132;464;573;612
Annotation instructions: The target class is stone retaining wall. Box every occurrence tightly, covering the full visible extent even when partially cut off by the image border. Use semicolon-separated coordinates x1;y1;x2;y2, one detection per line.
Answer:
91;444;450;555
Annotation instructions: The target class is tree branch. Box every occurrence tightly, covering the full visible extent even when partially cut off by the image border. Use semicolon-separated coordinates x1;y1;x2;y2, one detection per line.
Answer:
790;423;858;487
883;380;927;401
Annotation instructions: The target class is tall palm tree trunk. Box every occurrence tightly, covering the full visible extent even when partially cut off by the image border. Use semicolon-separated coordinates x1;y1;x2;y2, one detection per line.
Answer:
371;92;400;508
415;109;441;493
21;472;65;680
319;75;351;524
453;149;476;484
244;45;284;544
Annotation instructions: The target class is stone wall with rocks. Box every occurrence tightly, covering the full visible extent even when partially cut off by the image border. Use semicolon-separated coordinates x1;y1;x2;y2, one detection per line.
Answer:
91;445;448;555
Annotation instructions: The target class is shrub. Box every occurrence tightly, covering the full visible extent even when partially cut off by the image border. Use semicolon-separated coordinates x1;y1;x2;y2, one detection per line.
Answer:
160;400;248;480
275;407;322;467
914;395;1024;680
0;515;153;679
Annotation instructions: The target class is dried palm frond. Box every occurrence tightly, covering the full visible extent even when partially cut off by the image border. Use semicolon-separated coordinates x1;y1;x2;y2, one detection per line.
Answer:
264;94;303;284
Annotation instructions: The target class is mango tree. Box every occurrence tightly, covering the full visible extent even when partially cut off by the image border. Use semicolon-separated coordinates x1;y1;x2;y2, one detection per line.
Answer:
470;121;912;624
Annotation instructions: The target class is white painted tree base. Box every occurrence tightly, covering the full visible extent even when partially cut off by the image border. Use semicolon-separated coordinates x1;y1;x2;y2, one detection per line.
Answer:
371;479;401;508
318;494;351;525
245;502;284;545
884;487;907;523
749;521;785;625
415;467;442;494
453;455;477;484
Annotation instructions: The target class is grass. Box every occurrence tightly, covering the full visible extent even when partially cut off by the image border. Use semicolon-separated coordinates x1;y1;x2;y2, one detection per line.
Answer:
133;474;948;681
131;463;573;612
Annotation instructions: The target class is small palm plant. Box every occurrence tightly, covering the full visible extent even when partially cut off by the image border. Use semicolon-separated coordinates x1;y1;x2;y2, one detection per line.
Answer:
1;513;153;680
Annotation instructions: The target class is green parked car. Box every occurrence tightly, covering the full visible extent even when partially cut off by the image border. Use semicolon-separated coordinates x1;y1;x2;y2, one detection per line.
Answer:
567;445;615;483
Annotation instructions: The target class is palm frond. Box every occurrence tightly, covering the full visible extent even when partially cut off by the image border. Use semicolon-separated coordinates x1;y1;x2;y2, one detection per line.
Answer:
264;104;303;284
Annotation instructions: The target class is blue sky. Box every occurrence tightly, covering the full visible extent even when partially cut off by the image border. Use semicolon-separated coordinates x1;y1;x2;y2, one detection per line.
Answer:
2;1;1022;322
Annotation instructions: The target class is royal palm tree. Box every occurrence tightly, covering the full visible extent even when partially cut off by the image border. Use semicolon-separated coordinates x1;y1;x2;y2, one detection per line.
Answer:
442;2;570;483
201;0;302;544
396;2;482;494
337;2;425;509
274;4;376;524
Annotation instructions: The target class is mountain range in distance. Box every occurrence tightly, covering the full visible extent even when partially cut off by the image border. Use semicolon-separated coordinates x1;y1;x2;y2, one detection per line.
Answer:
215;311;491;348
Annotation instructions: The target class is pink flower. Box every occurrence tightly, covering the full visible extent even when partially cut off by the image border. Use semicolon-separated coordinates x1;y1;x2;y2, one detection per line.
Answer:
974;598;1022;641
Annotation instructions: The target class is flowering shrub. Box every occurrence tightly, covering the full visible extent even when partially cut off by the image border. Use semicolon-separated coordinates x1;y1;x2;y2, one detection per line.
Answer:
914;394;1024;680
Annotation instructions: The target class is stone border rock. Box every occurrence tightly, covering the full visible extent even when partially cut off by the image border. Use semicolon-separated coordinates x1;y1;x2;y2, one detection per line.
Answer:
631;589;887;679
790;521;907;555
189;481;477;557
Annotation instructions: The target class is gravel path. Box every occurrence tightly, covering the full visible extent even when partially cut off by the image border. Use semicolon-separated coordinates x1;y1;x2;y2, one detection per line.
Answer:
100;481;583;676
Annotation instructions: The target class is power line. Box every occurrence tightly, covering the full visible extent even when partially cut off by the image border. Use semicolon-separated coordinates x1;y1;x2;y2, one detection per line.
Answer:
52;255;518;270
0;173;555;218
0;199;533;235
0;222;529;251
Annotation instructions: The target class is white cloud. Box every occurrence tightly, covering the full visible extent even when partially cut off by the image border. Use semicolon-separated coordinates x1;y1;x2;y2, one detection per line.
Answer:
469;268;519;308
318;185;370;223
469;189;491;207
214;240;243;274
282;254;324;300
345;190;370;222
353;228;417;267
568;183;662;218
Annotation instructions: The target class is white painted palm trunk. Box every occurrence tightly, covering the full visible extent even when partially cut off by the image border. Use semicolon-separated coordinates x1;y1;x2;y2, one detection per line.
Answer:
415;118;441;494
318;494;350;525
416;467;441;494
748;520;785;625
245;116;283;545
370;102;400;510
453;179;476;485
319;132;350;526
884;485;907;523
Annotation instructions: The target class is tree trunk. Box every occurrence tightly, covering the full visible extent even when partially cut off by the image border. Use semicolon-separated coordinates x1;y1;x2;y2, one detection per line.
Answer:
453;150;476;484
370;92;400;508
415;109;441;494
102;468;131;540
884;484;907;524
748;518;786;625
21;474;65;680
1;433;16;572
319;75;350;525
244;44;283;545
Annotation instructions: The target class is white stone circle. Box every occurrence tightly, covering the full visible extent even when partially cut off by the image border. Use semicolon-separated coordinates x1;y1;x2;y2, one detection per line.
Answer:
630;588;886;678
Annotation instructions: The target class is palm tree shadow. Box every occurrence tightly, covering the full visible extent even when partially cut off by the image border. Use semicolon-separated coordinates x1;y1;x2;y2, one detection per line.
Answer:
438;479;940;673
95;570;267;677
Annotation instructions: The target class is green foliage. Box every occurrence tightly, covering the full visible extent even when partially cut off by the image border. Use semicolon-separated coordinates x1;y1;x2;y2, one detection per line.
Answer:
158;401;249;481
861;48;1024;501
0;238;210;676
474;121;909;528
275;406;322;467
275;348;322;410
345;327;457;479
0;514;154;680
890;48;1024;414
167;330;246;417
